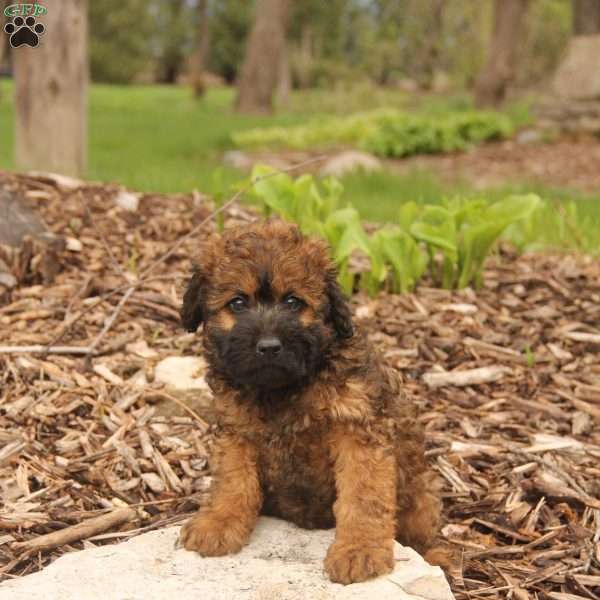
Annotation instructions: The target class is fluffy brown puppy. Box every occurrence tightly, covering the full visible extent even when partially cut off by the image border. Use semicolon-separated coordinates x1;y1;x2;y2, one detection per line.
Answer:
179;221;440;584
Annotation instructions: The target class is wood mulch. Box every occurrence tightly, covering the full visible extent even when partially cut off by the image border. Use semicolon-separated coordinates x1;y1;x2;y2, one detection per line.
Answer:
0;172;599;599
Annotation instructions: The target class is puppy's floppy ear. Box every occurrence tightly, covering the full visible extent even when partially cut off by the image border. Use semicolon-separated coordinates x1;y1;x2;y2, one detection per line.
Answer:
325;271;354;340
181;266;206;332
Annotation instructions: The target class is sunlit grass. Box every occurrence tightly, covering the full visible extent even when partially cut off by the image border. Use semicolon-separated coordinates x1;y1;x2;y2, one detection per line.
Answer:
0;79;598;252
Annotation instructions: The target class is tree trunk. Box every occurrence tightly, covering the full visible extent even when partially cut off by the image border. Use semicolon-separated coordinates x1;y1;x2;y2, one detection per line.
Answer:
190;0;210;97
235;0;290;114
276;43;291;107
573;0;600;35
420;0;446;89
14;0;88;176
474;0;531;108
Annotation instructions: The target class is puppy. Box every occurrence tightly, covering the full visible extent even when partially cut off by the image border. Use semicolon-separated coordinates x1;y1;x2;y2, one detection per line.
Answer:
179;221;440;584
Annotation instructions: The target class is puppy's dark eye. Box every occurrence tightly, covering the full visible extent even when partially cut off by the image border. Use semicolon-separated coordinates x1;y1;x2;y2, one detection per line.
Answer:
228;296;248;313
283;296;303;311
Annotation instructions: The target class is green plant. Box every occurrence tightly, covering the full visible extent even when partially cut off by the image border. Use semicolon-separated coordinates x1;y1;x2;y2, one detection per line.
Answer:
234;109;514;159
410;195;541;289
249;166;542;296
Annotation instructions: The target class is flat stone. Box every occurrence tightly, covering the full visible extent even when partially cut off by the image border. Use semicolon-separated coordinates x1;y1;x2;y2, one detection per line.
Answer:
154;356;209;391
0;517;454;600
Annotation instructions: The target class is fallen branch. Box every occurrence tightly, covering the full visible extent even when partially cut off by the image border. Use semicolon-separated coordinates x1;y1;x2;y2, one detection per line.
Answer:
12;508;136;554
423;366;512;388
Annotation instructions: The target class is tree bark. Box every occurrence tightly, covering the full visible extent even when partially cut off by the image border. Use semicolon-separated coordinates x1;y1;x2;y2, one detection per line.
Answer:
573;0;600;35
235;0;290;114
276;42;291;107
474;0;531;108
13;0;88;176
190;0;210;97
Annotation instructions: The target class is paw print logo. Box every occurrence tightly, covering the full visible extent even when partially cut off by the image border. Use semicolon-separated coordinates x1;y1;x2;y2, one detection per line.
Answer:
4;15;45;48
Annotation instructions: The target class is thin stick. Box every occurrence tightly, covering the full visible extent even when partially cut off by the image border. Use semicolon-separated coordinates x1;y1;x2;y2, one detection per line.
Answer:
85;286;135;368
150;389;210;429
83;199;126;279
11;508;136;554
0;345;95;355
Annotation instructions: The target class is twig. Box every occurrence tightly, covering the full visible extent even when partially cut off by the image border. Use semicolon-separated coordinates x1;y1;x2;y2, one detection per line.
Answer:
423;366;512;388
149;389;210;429
84;286;135;368
11;508;136;554
0;345;95;356
83;198;126;279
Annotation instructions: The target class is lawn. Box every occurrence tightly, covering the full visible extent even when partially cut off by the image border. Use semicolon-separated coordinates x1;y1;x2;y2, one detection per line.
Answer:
1;79;599;252
0;82;307;194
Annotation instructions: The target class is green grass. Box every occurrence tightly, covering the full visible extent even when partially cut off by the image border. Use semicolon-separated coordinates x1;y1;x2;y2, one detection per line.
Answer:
0;81;308;194
1;80;599;252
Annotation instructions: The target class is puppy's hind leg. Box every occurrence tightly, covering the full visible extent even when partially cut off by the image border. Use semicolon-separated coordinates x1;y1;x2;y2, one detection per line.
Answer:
395;470;441;555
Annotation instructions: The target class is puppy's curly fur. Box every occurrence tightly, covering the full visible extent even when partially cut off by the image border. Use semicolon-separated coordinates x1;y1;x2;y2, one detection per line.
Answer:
179;222;440;584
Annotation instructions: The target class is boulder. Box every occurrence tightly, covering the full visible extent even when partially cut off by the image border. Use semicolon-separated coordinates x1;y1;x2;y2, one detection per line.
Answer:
0;517;455;600
0;190;47;247
553;35;600;100
319;151;382;178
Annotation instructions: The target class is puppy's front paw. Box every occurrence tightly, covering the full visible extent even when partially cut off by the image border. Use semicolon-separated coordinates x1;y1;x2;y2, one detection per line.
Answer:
180;514;251;556
324;540;394;584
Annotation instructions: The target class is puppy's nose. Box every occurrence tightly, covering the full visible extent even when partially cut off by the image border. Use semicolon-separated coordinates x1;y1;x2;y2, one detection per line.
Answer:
256;336;282;356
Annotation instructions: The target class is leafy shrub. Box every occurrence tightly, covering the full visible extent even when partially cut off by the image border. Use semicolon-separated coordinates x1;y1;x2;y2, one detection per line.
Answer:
249;166;540;296
234;109;514;158
409;195;540;289
503;200;597;255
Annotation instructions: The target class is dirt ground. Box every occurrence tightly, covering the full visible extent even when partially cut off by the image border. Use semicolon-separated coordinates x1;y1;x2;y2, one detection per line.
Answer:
392;138;600;192
1;172;599;598
235;138;600;193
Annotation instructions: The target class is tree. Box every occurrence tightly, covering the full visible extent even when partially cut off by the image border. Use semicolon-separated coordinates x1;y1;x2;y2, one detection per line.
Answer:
89;0;153;84
235;0;290;114
572;0;600;34
190;0;210;97
474;0;532;107
14;0;88;176
208;0;252;84
156;0;191;84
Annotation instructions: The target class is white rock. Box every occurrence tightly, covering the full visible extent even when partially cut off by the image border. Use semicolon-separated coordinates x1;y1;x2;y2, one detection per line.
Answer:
320;151;382;177
0;517;454;600
114;190;140;212
223;150;253;171
65;237;83;252
154;356;209;391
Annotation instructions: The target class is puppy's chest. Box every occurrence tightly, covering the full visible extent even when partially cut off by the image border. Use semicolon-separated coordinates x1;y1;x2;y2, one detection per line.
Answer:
257;425;333;491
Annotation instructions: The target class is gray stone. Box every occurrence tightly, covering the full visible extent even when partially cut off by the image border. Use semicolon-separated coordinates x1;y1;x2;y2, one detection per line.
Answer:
516;129;542;145
553;35;600;100
0;190;47;247
319;151;382;177
223;150;253;171
0;517;454;600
